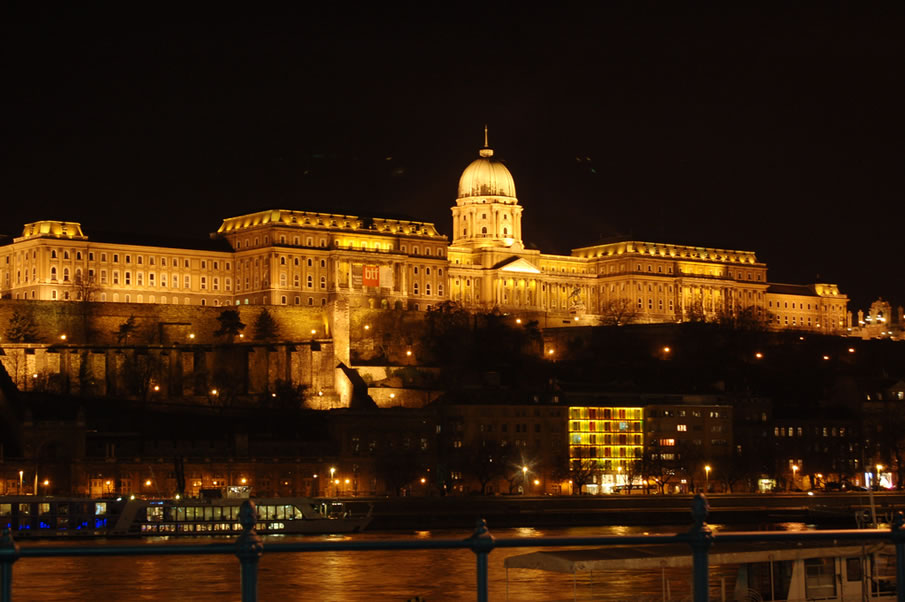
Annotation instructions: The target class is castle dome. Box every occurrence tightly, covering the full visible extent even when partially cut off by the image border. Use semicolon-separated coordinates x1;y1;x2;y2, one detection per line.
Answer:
456;130;516;201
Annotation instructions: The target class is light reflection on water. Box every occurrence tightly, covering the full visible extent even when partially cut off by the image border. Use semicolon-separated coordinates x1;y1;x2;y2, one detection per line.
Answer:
11;523;798;601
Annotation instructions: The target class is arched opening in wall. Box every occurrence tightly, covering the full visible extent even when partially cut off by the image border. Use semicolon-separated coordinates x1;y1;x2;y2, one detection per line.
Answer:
481;227;487;235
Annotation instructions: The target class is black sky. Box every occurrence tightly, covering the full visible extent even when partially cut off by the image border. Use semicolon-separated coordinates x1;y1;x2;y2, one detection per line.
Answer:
2;8;902;309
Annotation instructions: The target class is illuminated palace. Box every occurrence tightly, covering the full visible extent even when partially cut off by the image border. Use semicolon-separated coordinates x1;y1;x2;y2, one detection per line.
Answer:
0;136;848;332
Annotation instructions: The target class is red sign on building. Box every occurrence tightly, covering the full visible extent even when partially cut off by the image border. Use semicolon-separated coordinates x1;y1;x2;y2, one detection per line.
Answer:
362;265;379;287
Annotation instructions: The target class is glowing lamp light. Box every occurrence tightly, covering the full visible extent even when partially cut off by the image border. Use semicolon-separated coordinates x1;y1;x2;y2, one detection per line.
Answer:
389;393;396;399
515;318;522;324
317;390;324;396
175;494;181;500
334;479;340;485
32;373;38;379
534;479;540;486
240;477;247;484
210;389;219;396
42;479;49;486
130;495;136;500
547;349;554;355
822;355;830;361
364;325;370;330
848;348;855;353
59;334;67;341
420;478;426;484
239;333;244;339
406;350;412;356
573;316;579;322
189;333;195;339
271;393;277;397
345;479;350;484
663;346;671;353
153;385;160;392
755;352;763;359
145;480;152;486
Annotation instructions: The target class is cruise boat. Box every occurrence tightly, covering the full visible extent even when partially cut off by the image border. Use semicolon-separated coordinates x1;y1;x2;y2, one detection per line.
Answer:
0;496;372;538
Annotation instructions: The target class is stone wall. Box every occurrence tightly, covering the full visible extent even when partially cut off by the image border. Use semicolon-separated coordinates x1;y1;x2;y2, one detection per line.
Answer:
0;299;331;346
0;342;339;408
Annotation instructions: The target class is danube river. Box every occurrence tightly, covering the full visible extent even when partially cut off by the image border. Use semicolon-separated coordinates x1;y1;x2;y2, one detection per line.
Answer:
10;522;811;601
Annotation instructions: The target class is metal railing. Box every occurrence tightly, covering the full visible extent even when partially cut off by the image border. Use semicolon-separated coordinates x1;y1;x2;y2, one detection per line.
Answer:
1;493;904;601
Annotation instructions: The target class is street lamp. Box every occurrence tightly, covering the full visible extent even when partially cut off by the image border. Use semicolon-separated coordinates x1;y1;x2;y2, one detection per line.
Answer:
330;467;336;496
18;470;23;495
705;465;711;490
791;464;799;489
522;466;528;494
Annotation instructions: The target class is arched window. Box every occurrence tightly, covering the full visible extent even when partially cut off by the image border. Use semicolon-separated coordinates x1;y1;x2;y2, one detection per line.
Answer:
51;267;58;280
481;227;487;234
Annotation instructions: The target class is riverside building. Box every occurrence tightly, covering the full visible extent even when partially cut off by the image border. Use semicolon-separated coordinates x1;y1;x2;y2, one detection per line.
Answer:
0;135;848;333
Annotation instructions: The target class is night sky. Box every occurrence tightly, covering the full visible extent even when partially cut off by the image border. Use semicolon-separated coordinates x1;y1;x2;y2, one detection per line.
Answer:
2;9;902;310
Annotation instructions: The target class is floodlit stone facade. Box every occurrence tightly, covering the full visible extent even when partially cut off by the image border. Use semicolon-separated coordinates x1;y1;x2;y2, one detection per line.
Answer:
0;137;849;333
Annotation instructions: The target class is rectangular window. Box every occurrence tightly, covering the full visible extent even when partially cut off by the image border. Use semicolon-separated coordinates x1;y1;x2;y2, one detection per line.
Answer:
184;275;191;289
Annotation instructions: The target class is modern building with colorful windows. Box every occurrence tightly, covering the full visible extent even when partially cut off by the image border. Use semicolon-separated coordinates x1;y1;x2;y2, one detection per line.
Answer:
568;405;644;493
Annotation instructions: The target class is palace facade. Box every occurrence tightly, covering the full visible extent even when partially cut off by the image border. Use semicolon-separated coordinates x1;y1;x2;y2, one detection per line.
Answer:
0;138;849;333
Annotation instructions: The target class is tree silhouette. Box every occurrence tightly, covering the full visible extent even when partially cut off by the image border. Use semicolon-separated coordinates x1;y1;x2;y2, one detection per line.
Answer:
598;298;638;326
214;309;245;342
4;310;40;343
114;315;138;344
253;309;280;341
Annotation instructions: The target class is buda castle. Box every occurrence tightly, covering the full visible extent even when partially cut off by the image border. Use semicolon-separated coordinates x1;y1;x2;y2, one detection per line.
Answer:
0;136;849;333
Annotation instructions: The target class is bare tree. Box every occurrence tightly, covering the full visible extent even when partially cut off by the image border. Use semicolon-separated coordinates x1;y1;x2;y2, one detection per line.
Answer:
74;271;101;341
598;298;638;326
564;446;599;495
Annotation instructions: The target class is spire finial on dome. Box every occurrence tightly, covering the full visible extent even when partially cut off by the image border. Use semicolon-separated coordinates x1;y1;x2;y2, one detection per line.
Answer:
479;124;493;158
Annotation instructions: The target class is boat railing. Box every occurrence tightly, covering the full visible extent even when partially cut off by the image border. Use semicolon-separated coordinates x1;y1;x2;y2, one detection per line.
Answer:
1;493;904;602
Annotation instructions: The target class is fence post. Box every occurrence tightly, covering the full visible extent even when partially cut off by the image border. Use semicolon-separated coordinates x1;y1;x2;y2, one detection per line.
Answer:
0;529;19;602
689;493;713;602
235;500;263;602
891;511;905;602
466;519;495;602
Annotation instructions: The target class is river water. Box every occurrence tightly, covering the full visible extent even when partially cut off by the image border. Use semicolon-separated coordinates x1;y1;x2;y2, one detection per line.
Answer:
11;523;811;601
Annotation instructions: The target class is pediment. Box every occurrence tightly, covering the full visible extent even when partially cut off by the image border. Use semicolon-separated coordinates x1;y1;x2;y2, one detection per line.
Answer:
494;256;541;274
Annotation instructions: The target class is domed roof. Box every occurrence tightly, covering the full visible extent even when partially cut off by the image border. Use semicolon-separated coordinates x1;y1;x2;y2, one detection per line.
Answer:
457;131;516;200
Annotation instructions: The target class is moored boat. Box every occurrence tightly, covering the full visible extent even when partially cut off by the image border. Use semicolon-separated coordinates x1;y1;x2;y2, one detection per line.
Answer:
0;496;371;538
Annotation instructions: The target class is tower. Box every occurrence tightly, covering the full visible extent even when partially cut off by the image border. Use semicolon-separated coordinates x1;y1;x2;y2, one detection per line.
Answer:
451;127;524;250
